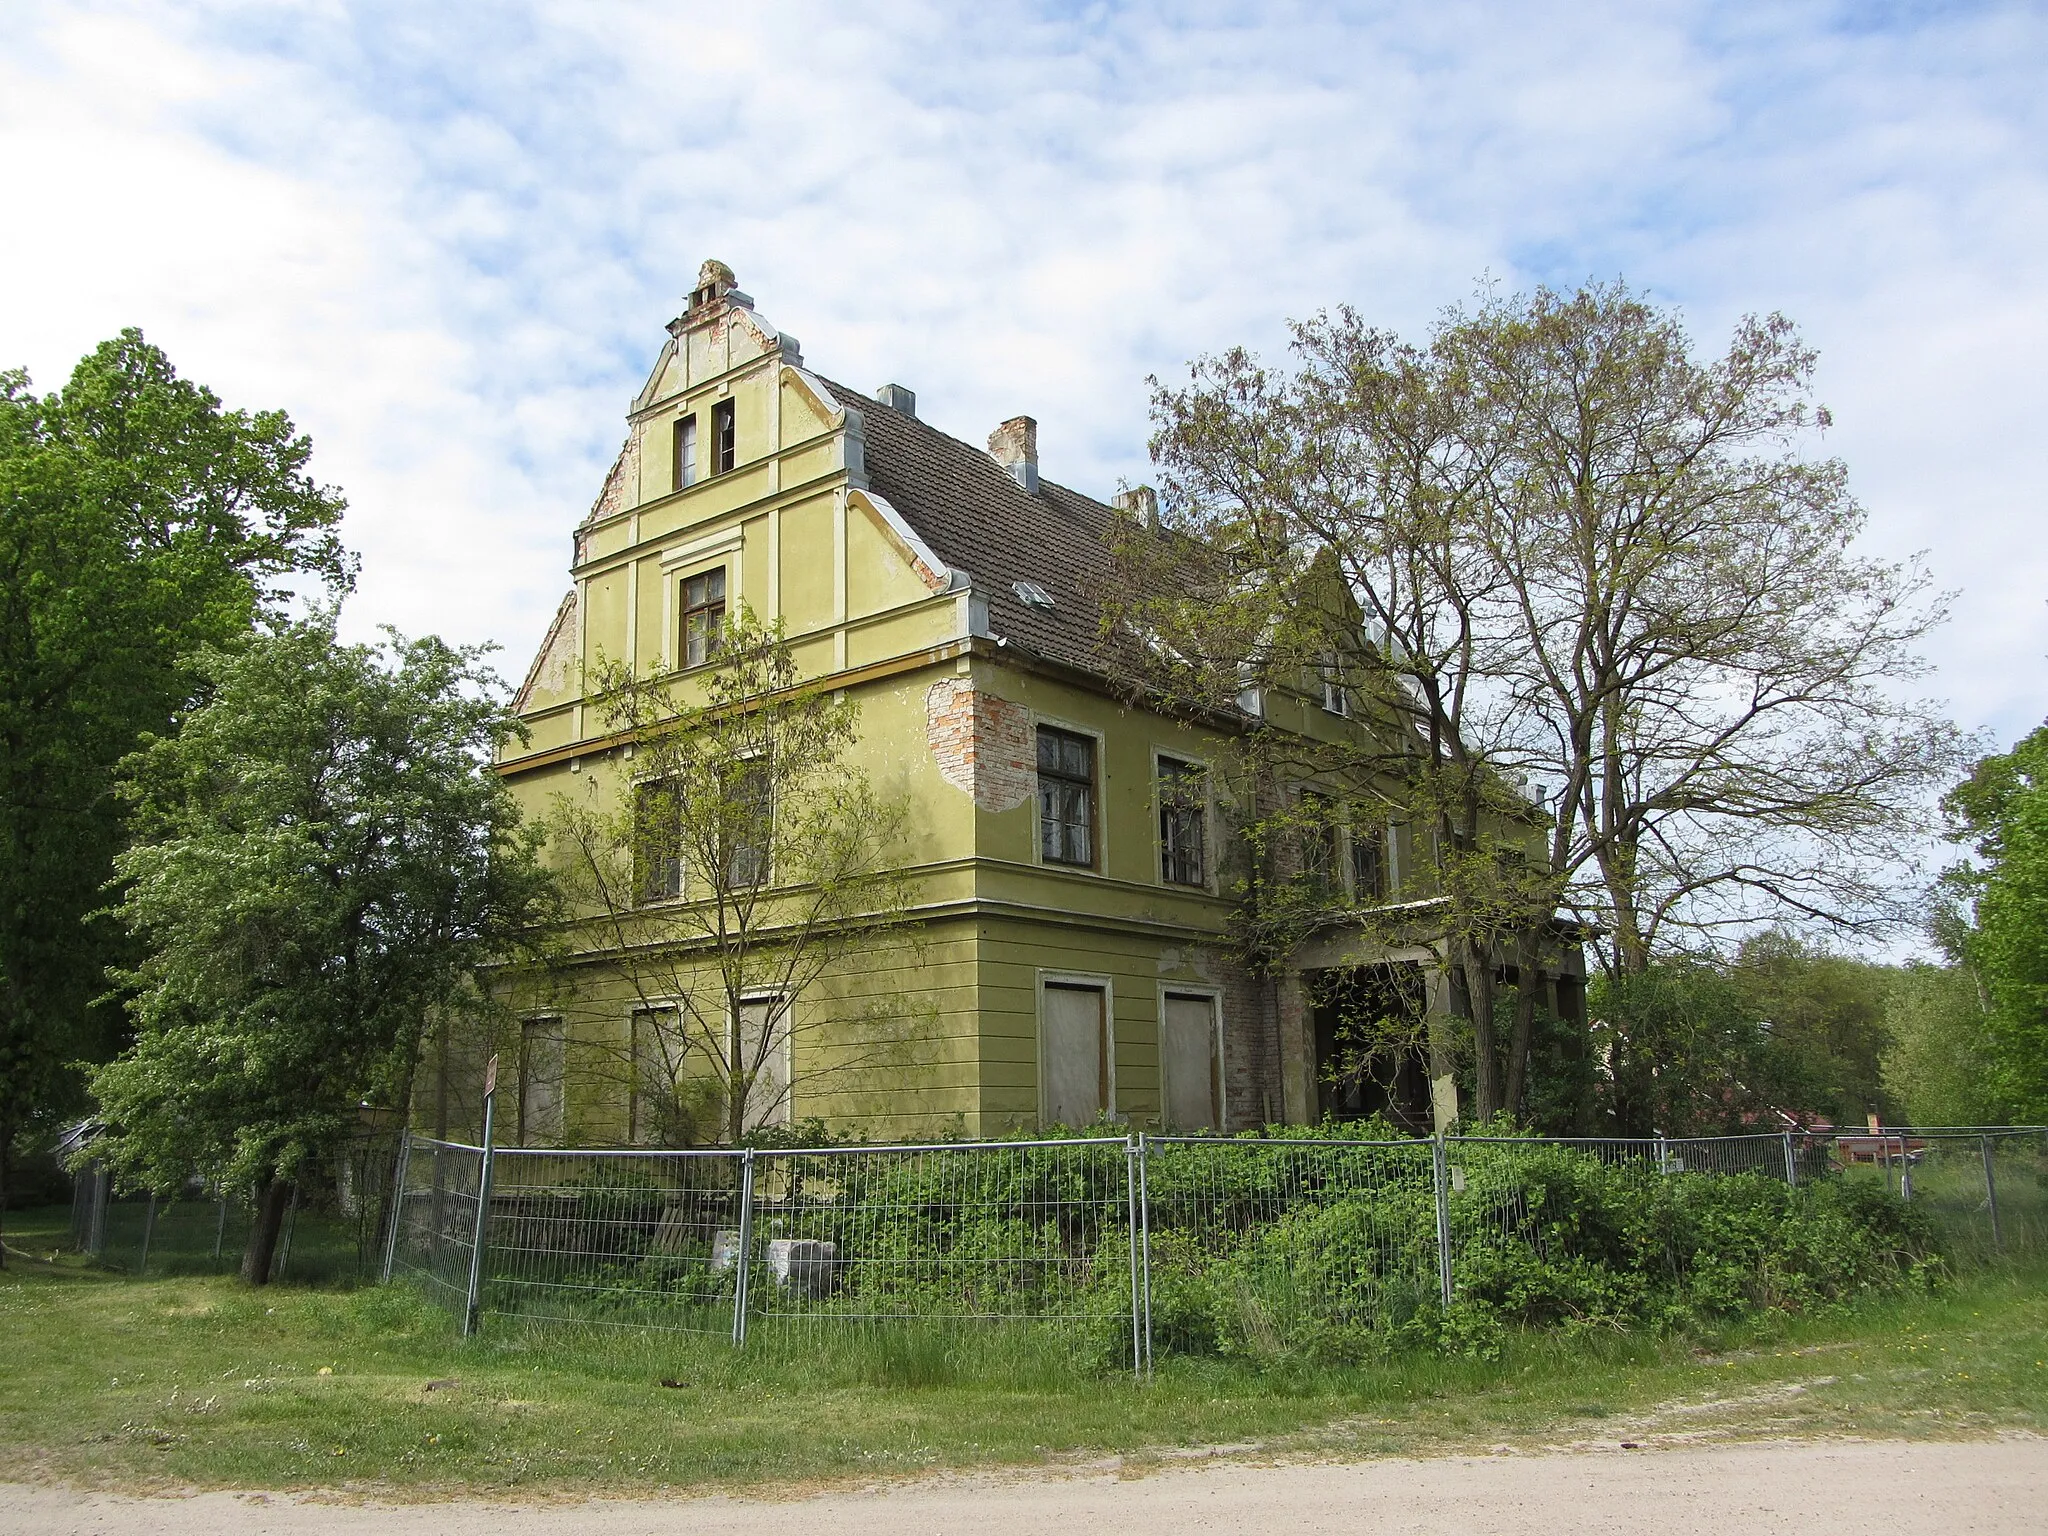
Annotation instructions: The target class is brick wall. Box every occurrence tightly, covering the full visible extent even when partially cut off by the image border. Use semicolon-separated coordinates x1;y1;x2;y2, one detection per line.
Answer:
925;678;1034;813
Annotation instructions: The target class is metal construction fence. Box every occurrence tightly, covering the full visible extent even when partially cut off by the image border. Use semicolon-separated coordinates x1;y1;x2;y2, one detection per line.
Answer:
67;1133;400;1284
386;1124;2048;1369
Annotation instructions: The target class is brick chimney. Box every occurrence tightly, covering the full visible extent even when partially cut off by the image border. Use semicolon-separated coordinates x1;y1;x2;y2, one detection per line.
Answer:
988;416;1039;494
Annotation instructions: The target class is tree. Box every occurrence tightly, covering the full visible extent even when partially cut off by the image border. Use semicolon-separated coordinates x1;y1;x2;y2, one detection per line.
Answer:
539;611;923;1146
1726;932;1895;1127
0;332;350;1263
1881;961;1997;1128
1939;721;2048;1120
84;620;553;1283
1110;282;1961;1120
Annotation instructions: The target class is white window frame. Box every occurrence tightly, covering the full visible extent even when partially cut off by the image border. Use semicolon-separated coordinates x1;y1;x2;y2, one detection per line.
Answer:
1155;983;1225;1133
1036;969;1116;1128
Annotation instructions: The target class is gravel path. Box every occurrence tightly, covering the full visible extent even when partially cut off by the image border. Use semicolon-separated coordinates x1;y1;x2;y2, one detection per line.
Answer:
6;1439;2044;1535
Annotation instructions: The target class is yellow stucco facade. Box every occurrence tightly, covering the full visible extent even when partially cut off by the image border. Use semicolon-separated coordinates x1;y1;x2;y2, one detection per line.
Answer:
481;262;1573;1147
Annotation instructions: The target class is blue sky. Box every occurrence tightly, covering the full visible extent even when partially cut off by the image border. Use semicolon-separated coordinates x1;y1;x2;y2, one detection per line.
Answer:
2;0;2044;748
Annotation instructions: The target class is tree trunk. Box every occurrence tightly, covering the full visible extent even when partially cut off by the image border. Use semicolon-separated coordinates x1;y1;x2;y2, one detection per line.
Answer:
0;1120;10;1270
240;1174;293;1285
1462;944;1502;1121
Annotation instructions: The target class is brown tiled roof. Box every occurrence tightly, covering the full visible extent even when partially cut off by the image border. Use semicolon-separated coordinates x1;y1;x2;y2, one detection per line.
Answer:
819;378;1116;678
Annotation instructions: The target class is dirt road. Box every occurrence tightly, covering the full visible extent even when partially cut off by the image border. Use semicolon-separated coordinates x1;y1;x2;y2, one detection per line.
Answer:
5;1439;2044;1535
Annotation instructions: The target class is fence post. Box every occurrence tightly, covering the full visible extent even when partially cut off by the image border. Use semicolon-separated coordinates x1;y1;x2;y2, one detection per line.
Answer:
274;1186;301;1280
1982;1135;2002;1252
1897;1131;1913;1203
1782;1130;1798;1187
462;1063;499;1338
1431;1133;1455;1309
1123;1138;1144;1379
139;1191;159;1275
1656;1134;1671;1176
731;1149;756;1349
1130;1146;1146;1384
382;1128;413;1283
88;1166;109;1256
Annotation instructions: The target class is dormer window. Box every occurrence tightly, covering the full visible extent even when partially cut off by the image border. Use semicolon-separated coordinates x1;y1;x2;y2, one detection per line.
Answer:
673;414;697;491
712;399;736;475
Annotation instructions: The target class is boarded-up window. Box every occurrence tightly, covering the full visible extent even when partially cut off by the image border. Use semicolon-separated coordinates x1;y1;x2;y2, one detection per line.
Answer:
629;1007;681;1146
1041;982;1109;1127
734;995;790;1133
1161;993;1220;1132
518;1018;565;1146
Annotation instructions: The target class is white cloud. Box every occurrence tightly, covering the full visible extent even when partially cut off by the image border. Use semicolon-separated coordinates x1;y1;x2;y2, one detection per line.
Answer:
0;0;2042;750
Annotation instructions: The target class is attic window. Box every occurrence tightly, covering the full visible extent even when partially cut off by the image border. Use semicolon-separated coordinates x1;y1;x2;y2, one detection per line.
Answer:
712;399;736;475
1014;580;1056;611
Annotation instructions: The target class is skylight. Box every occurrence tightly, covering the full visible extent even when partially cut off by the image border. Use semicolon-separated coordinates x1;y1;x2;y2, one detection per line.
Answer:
1013;580;1056;611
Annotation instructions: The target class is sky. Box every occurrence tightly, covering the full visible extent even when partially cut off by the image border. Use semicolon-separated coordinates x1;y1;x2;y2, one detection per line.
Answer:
1;0;2044;751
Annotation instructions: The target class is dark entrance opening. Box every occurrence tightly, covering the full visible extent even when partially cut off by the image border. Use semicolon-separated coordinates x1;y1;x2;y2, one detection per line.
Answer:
1308;962;1432;1134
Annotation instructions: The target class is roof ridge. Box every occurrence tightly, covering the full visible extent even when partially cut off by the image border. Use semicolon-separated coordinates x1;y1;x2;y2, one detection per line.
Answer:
813;374;1118;520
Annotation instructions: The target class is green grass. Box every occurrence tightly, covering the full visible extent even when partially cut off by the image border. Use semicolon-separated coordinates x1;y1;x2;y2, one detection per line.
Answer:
3;1201;2045;1497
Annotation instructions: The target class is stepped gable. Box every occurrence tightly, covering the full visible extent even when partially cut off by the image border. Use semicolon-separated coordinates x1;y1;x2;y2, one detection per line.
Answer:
818;377;1115;679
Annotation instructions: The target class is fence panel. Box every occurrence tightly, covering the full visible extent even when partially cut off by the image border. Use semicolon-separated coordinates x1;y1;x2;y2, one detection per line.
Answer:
390;1137;486;1318
1140;1136;1439;1360
743;1139;1138;1360
380;1125;2048;1355
473;1147;746;1333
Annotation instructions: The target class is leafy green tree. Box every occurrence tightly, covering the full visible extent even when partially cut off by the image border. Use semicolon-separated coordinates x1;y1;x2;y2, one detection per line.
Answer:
1940;722;2048;1120
1881;961;1997;1127
1727;932;1895;1127
1590;960;1772;1135
0;332;349;1256
85;620;553;1283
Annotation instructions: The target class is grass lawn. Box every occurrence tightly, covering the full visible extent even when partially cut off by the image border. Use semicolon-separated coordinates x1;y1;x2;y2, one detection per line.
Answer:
3;1202;2045;1498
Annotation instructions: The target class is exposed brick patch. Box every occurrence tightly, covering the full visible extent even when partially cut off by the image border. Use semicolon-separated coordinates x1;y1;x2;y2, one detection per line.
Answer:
925;679;1034;813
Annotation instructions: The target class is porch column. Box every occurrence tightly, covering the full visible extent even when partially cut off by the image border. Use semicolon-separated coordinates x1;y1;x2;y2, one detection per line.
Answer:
1423;963;1461;1133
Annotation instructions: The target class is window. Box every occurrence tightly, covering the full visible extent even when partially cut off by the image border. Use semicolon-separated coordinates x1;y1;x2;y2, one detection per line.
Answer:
711;398;736;475
1041;982;1109;1127
1037;726;1096;867
683;566;726;667
1158;756;1207;887
629;1006;680;1145
1319;654;1350;716
633;778;683;903
1161;992;1220;1132
1298;789;1337;892
518;1018;565;1146
734;995;790;1132
720;758;772;887
672;414;697;491
1351;822;1386;902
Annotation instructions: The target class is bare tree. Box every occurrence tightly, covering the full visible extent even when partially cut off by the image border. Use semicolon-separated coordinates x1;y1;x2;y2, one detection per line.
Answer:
1105;282;1964;1120
535;611;924;1144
